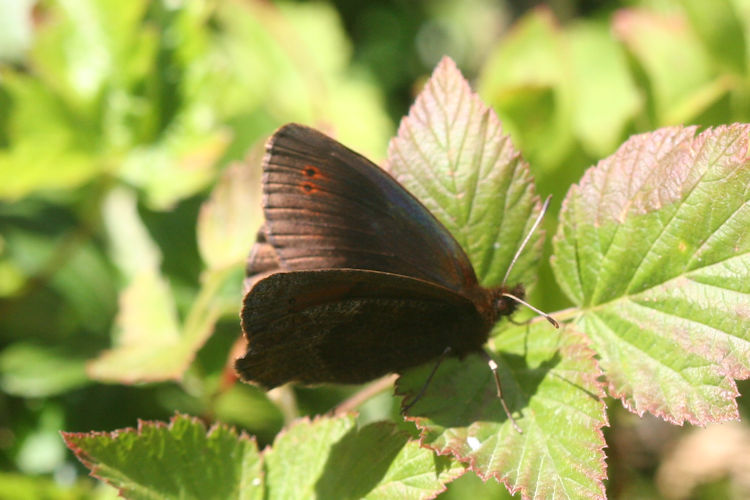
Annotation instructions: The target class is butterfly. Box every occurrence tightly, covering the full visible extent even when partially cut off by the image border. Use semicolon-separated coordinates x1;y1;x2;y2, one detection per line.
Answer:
235;124;554;428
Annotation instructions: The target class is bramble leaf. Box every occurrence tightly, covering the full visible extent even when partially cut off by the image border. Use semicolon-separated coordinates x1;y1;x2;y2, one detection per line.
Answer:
387;56;542;290
64;414;463;500
63;415;263;500
391;58;608;499
552;125;750;424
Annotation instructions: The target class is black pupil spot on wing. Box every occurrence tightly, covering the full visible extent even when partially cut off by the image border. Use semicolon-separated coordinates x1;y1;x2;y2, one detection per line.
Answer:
303;166;318;177
302;183;314;193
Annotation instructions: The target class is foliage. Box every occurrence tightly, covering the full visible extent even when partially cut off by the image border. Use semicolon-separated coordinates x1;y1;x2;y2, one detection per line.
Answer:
1;0;749;499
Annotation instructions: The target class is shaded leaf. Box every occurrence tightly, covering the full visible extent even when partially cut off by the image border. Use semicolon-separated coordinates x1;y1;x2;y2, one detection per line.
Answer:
0;471;117;500
63;414;262;500
552;125;750;424
264;415;463;500
0;343;89;397
398;324;607;500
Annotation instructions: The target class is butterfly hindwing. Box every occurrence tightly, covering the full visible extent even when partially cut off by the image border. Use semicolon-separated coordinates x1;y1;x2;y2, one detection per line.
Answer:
235;269;491;388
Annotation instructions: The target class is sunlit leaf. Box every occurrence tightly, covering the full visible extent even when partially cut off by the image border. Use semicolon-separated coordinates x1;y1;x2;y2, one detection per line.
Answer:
31;0;151;103
0;471;117;500
566;22;641;157
87;269;182;383
63;414;263;500
0;74;103;200
197;155;263;270
682;0;746;75
0;0;34;63
388;57;607;499
613;9;721;125
552;125;750;424
120;126;230;210
64;414;463;500
479;9;574;173
387;57;542;289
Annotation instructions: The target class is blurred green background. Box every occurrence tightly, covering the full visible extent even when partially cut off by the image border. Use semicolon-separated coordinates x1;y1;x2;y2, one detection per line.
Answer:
1;0;749;498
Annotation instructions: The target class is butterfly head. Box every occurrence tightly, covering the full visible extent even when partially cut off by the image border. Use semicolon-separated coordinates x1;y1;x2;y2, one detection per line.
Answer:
492;283;525;319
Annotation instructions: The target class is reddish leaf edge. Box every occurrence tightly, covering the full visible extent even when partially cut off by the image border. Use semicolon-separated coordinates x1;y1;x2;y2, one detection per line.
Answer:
259;413;465;499
556;124;749;426
386;55;545;293
62;412;464;499
608;375;740;427
61;413;260;496
397;327;609;500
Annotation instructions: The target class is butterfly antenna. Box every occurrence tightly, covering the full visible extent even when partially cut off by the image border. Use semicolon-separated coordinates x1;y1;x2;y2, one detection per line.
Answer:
480;350;522;433
500;195;559;328
501;292;559;328
501;195;552;288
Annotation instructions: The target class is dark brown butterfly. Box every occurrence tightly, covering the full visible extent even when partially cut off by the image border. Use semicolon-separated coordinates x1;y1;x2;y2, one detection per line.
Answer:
235;124;553;426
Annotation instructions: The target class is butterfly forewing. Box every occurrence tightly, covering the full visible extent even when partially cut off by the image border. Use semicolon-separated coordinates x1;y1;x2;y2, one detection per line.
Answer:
262;124;478;293
236;269;491;387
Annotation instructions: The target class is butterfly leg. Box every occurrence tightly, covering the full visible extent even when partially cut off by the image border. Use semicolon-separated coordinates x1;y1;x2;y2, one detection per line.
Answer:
401;346;452;414
481;349;522;433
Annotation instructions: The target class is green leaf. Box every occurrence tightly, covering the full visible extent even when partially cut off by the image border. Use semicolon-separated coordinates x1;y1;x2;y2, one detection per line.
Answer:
565;22;641;157
478;9;575;173
119;125;230;210
263;415;463;500
17;404;68;474
0;343;89;397
0;471;117;500
397;324;606;499
613;9;720;125
90;186;243;383
197;154;263;270
209;0;392;160
0;1;33;63
387;57;542;289
682;0;747;75
387;56;607;498
65;414;463;500
0;73;102;200
86;269;183;383
87;264;241;384
30;0;151;104
62;414;263;500
552;125;750;424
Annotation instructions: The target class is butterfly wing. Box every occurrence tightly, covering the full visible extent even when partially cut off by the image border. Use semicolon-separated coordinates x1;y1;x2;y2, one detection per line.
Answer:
244;224;280;292
261;123;478;293
235;269;491;388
